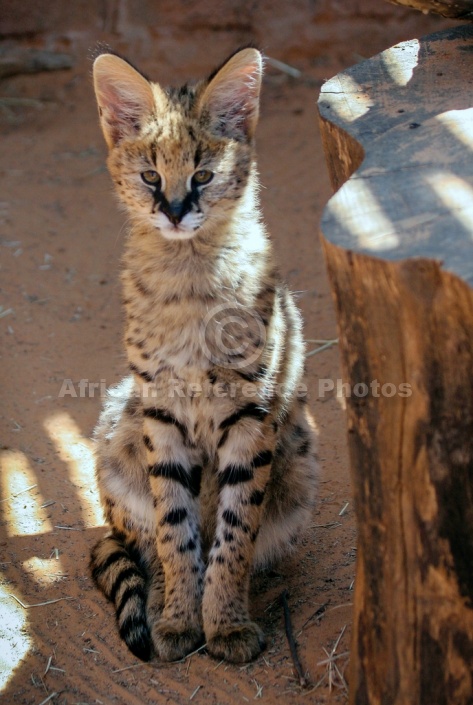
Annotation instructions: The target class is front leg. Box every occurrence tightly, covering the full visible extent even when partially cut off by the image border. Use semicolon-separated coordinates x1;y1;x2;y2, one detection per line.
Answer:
203;404;276;662
143;406;205;661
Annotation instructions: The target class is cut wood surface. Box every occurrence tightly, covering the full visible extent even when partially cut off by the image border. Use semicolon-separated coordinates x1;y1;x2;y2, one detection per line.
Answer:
389;0;473;19
318;23;473;705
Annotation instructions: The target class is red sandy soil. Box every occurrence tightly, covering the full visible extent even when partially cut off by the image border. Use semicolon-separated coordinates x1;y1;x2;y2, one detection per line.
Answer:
0;13;454;705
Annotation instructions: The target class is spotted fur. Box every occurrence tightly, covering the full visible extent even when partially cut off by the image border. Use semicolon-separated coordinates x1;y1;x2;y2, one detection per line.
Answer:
90;48;318;664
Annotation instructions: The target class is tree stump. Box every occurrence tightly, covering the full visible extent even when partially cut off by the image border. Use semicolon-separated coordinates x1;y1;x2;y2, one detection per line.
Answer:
318;24;473;705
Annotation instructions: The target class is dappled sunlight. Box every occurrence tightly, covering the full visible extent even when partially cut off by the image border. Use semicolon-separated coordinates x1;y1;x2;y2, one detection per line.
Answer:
329;74;373;123
0;450;53;537
425;171;473;237
0;583;31;690
22;556;68;586
328;179;399;251
437;108;473;151
380;39;419;87
43;412;104;528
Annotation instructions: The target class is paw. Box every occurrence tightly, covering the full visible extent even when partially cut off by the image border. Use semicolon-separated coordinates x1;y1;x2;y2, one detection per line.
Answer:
206;622;266;663
152;621;204;662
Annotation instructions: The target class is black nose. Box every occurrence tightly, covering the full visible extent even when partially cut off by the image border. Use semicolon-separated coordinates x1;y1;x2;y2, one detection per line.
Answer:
161;199;186;226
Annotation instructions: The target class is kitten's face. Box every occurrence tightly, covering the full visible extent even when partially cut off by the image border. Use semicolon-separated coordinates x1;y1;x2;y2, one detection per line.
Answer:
93;50;262;241
108;99;252;241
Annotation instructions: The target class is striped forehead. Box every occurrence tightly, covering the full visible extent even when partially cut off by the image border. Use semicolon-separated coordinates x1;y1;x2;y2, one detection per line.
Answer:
147;116;198;168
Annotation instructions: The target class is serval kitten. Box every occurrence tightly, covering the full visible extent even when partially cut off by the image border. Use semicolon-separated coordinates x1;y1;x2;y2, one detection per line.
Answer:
90;48;318;664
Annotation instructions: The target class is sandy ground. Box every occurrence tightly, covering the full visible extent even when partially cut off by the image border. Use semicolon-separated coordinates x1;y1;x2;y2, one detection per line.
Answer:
0;13;454;705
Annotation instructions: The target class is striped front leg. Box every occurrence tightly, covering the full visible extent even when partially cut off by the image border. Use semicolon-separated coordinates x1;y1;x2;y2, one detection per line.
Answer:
143;406;205;661
203;402;276;663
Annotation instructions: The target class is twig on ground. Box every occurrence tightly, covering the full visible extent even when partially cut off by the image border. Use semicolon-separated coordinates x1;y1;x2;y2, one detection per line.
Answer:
324;625;349;694
189;685;201;700
302;671;328;695
333;625;347;654
210;658;224;671
37;693;58;705
9;594;75;609
0;483;37;503
328;603;353;613
280;590;309;688
265;56;302;78
306;338;339;357
306;339;337;344
300;600;330;631
111;663;147;673
317;651;350;666
171;642;207;664
54;525;83;531
253;679;263;698
43;656;52;676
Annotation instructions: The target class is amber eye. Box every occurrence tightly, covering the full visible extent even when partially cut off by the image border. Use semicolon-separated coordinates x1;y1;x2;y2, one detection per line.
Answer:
141;170;161;186
192;169;213;186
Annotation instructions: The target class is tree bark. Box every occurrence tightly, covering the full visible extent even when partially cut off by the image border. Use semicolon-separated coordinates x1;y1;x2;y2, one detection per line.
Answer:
318;24;473;705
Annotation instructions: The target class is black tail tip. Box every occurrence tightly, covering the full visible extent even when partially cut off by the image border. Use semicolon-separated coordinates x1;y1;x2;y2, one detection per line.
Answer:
119;616;153;662
128;636;153;662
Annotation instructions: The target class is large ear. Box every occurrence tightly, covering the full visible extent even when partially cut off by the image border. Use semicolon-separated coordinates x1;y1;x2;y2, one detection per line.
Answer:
199;48;263;141
93;54;155;149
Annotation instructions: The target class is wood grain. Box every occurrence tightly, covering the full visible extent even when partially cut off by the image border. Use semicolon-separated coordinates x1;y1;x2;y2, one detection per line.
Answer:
318;23;473;705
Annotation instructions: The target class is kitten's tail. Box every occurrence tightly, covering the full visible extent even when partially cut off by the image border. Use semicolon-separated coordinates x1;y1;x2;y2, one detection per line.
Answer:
90;532;152;661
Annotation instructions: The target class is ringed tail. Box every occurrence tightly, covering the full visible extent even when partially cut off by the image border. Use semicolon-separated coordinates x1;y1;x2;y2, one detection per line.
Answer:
90;533;152;661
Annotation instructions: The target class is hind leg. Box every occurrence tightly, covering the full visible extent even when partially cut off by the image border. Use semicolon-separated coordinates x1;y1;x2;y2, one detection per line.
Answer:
90;531;152;661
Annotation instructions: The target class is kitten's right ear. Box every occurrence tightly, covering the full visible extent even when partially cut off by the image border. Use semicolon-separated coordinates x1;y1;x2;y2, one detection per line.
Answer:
93;54;155;149
199;48;263;141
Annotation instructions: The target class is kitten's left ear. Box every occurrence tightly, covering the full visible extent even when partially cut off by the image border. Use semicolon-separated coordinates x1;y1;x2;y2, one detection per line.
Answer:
199;48;263;141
